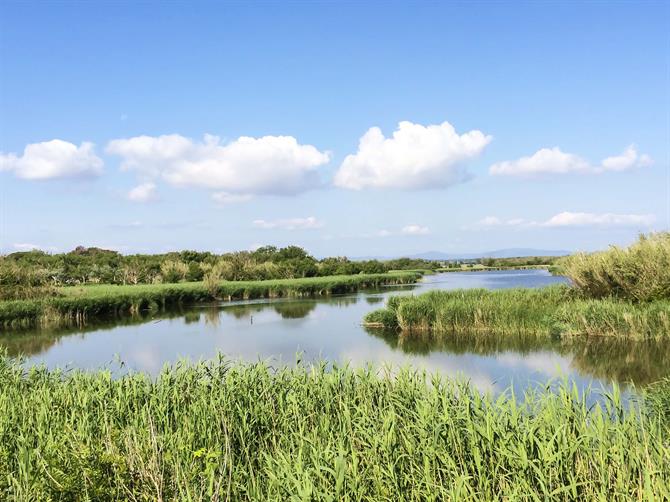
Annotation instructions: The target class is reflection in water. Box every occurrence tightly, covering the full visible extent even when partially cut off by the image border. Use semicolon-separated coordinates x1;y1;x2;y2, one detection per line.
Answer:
1;270;667;390
365;296;385;305
569;338;670;386
273;302;318;319
366;327;670;386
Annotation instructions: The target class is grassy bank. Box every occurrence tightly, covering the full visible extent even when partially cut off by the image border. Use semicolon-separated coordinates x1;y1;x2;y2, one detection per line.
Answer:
0;272;420;329
0;356;668;500
364;287;670;339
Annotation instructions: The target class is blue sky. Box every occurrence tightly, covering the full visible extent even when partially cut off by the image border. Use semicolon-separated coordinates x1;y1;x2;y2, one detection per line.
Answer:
1;1;668;257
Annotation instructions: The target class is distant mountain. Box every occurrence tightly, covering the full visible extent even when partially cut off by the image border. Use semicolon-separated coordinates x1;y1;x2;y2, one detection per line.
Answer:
352;248;571;261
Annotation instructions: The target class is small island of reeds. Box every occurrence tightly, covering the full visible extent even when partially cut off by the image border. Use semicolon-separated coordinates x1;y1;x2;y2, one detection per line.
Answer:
364;233;670;339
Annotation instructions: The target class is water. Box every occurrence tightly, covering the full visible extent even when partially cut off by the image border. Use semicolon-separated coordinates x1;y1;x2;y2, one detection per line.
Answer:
2;270;668;394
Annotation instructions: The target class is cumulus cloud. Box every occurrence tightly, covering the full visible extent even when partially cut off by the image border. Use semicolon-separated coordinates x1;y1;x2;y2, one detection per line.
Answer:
334;120;492;190
0;139;103;179
600;145;653;172
106;133;330;196
127;182;157;202
541;212;655;227
252;216;323;230
401;224;430;235
475;212;655;228
490;145;652;177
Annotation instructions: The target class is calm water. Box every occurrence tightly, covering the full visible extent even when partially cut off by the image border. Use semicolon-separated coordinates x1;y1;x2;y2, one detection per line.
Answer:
2;270;669;394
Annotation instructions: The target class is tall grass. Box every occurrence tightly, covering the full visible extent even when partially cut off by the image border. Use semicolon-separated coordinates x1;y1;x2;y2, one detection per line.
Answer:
558;232;670;302
0;355;668;500
0;272;420;329
364;286;670;339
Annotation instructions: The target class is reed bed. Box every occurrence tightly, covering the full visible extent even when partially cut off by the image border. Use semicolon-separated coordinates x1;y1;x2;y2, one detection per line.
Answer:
364;286;670;339
557;232;670;302
0;272;420;329
0;355;668;501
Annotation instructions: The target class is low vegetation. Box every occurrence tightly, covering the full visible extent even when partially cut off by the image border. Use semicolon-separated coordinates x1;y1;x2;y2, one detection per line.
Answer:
0;355;668;500
364;287;670;338
0;262;58;301
366;234;670;339
0;272;421;328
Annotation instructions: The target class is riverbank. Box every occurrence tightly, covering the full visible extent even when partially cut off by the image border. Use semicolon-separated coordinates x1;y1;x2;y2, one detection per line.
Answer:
1;356;668;500
0;272;421;328
364;286;670;339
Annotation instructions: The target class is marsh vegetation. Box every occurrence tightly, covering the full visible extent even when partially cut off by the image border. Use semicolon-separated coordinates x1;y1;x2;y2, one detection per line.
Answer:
1;355;668;500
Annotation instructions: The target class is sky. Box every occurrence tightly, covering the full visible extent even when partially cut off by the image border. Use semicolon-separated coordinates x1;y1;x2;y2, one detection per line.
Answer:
1;1;669;257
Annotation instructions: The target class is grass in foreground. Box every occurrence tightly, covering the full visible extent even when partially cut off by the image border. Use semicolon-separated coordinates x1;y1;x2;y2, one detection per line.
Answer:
0;272;420;328
0;356;668;500
364;286;670;339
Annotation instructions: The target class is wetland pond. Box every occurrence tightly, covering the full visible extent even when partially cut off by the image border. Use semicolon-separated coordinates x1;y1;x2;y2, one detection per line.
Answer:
2;269;669;395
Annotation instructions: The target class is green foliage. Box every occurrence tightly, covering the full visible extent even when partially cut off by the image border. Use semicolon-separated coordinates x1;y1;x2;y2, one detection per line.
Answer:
365;286;670;339
646;378;670;430
159;259;189;283
0;260;58;301
1;246;435;286
0;356;668;500
558;232;670;302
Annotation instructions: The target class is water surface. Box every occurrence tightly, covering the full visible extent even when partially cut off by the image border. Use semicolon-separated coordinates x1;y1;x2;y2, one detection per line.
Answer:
2;270;668;394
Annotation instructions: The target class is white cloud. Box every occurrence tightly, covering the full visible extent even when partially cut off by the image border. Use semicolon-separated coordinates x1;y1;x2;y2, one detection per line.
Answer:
600;145;653;172
0;140;103;180
106;133;330;196
252;216;323;230
401;224;430;235
334;120;491;190
490;145;652;177
211;192;253;205
475;212;655;229
127;182;157;202
541;212;655;228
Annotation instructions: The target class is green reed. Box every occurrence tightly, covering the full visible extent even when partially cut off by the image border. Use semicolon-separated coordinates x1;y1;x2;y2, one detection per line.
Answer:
557;232;670;302
364;286;670;339
0;355;668;501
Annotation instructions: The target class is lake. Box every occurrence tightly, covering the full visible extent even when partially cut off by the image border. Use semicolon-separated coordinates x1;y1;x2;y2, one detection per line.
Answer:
2;269;668;394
